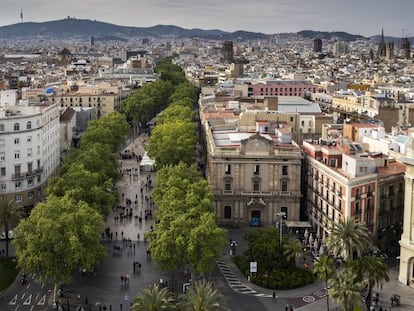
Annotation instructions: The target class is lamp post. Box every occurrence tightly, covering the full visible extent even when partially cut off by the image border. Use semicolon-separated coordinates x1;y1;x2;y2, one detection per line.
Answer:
277;212;286;247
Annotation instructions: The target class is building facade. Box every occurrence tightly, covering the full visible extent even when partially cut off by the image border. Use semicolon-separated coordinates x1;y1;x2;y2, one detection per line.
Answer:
0;103;60;209
303;139;405;237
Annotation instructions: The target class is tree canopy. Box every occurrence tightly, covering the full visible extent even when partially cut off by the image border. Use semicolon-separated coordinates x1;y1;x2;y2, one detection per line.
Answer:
13;195;106;284
147;121;197;167
148;163;226;277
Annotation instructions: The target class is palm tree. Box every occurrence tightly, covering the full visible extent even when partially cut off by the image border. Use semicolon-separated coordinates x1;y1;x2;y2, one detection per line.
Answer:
313;255;335;311
0;199;25;257
330;268;363;311
178;279;228;311
131;285;175;311
360;256;390;310
283;236;305;267
326;218;371;261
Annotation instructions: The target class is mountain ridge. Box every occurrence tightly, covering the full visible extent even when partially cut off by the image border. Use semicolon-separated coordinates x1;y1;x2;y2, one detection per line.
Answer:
0;18;404;42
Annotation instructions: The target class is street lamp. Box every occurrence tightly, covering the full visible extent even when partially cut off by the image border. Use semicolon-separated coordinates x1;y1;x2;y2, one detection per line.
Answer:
277;212;286;247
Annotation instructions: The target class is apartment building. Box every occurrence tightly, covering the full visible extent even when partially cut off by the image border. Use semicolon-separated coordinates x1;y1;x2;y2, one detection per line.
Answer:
303;138;405;237
0;103;60;209
249;80;318;97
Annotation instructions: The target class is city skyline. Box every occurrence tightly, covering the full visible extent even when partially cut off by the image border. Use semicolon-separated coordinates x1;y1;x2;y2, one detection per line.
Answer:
1;0;413;38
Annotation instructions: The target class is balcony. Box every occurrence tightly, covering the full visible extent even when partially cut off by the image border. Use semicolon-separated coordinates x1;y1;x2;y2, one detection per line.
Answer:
367;190;373;197
241;191;272;196
355;194;361;200
336;190;342;197
11;173;25;180
222;190;233;195
279;191;291;196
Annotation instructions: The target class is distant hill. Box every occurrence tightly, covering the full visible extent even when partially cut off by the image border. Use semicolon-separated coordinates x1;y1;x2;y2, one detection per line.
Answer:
297;30;366;42
0;18;393;42
0;18;268;41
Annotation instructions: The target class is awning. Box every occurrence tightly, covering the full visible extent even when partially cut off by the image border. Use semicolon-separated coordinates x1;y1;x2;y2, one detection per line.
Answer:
284;221;312;228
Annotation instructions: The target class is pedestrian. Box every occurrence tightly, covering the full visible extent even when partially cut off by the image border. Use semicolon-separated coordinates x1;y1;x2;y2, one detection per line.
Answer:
133;243;135;252
84;296;89;305
133;262;136;273
138;262;141;271
272;291;276;302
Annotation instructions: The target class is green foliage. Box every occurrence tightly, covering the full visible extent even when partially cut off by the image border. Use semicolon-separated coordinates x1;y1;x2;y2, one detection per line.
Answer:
148;163;226;277
0;199;25;257
47;163;116;216
233;228;314;289
178;279;229;311
313;255;335;311
157;105;195;124
147;121;197;167
13;195;106;284
327;218;372;261
329;268;364;311
0;257;19;292
80;112;129;153
155;60;186;86
131;284;176;311
170;82;197;104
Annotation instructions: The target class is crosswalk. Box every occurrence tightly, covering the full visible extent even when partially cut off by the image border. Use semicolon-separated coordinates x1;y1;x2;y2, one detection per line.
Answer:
216;260;272;298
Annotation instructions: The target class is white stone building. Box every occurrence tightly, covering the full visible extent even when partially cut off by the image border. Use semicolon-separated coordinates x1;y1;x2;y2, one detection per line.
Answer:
0;103;60;208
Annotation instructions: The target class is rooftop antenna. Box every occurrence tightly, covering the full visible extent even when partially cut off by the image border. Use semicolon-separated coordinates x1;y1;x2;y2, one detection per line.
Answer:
20;0;23;23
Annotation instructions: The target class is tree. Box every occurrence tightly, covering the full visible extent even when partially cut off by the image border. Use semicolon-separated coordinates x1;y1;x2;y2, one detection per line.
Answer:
283;236;305;267
0;199;25;257
149;163;226;277
169;82;197;103
48;163;117;216
349;256;389;310
13;195;106;284
245;227;285;271
329;268;363;311
178;279;228;311
157;105;195;124
313;255;335;311
147;121;197;167
326;218;371;261
131;285;175;311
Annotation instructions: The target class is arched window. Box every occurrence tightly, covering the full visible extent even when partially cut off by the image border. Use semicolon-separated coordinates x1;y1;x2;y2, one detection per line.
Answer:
26;121;32;130
14;123;20;131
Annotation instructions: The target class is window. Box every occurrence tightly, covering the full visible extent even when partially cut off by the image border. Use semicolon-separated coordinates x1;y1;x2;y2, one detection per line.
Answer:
0;124;4;131
14;123;20;131
224;180;232;191
14;138;20;144
28;191;34;200
254;165;260;175
27;148;32;157
281;180;288;191
0;139;4;146
0;167;5;176
225;164;231;175
355;202;360;214
224;206;232;219
0;184;6;190
28;179;33;187
301;120;305;126
253;179;260;192
15;182;21;189
26;121;32;130
0;153;5;161
14;152;20;159
15;194;22;202
282;165;288;176
27;136;32;143
281;206;288;219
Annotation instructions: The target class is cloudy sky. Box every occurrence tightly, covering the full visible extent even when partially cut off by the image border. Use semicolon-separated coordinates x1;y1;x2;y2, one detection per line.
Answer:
1;0;413;37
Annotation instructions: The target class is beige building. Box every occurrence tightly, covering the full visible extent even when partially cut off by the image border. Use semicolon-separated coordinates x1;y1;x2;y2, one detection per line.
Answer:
399;157;414;287
201;103;303;226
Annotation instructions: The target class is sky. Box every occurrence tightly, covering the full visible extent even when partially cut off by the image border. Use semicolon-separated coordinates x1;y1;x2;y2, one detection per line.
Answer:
1;0;413;37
